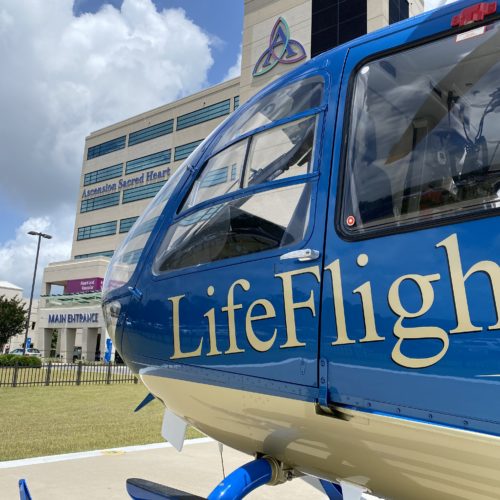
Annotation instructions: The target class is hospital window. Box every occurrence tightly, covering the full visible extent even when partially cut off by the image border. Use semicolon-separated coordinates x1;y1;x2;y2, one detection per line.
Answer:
174;140;204;161
389;0;409;24
77;221;117;240
84;164;123;186
119;217;139;233
122;180;166;204
87;136;126;160
126;150;171;175
75;251;114;259
80;192;120;213
176;100;231;131
128;120;174;147
341;20;500;236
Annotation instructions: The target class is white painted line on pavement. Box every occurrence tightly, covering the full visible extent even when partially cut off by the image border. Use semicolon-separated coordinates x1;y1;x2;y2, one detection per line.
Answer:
0;437;214;469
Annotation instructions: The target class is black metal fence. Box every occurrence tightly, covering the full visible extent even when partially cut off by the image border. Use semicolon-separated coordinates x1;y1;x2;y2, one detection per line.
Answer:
0;362;137;387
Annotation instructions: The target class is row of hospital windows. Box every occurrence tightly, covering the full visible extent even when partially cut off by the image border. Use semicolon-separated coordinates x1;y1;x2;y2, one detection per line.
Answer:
76;211;159;243
74;250;114;260
87;97;239;160
81;180;167;214
77;217;136;241
82;158;240;215
83;140;203;187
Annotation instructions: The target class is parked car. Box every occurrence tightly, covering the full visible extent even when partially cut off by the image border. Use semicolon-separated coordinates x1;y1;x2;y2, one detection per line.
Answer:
10;348;42;358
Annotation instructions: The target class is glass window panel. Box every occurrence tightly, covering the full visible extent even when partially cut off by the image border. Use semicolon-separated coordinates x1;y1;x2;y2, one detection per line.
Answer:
343;21;500;234
338;15;366;45
80;192;120;213
176;100;231;131
182;140;248;210
154;183;311;273
103;162;190;294
122;180;166;204
174;140;204;161
87;136;125;160
128;120;173;147
244;116;316;187
77;221;117;240
75;251;114;259
213;76;324;152
126;150;171;175
119;217;139;233
339;0;366;20
84;164;123;186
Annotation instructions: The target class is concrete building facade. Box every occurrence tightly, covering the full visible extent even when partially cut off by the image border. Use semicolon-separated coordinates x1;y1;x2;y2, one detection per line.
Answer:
36;0;424;361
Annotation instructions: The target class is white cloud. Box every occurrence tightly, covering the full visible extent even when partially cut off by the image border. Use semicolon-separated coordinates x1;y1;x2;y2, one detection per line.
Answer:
223;49;242;81
0;0;215;295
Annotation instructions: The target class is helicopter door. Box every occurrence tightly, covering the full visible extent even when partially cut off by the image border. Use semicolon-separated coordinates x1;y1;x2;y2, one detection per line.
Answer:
124;68;342;391
320;17;500;433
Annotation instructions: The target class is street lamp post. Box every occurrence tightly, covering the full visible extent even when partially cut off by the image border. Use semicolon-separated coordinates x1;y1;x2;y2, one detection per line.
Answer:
23;231;52;355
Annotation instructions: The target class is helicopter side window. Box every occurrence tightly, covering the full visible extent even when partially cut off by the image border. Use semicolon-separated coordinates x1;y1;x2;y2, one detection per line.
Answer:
341;21;500;235
182;140;248;210
154;183;311;273
212;75;324;153
243;115;316;187
181;114;318;211
155;74;325;273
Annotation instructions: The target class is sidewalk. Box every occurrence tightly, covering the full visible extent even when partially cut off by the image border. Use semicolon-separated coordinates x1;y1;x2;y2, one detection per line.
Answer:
0;438;325;499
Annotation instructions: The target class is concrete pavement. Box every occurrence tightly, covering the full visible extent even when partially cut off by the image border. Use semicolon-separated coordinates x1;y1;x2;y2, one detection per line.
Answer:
0;438;326;499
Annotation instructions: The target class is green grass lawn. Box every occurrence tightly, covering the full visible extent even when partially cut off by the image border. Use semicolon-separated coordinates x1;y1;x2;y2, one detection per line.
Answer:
0;383;203;461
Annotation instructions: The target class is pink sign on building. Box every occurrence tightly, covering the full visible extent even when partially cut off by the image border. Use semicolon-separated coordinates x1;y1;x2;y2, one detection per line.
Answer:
65;277;103;294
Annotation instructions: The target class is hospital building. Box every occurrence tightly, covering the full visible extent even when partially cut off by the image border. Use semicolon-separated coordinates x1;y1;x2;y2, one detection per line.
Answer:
36;0;424;361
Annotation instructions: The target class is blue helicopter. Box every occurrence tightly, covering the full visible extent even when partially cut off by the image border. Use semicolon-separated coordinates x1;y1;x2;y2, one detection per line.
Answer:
97;1;500;498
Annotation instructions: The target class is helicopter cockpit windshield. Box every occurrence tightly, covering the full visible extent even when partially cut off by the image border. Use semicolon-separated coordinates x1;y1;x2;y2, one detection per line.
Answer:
102;147;198;297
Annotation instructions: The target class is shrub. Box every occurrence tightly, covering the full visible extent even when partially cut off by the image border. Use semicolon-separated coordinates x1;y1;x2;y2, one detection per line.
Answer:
0;355;42;367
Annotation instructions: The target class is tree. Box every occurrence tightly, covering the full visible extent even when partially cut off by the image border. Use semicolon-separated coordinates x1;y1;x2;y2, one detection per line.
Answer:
0;295;27;348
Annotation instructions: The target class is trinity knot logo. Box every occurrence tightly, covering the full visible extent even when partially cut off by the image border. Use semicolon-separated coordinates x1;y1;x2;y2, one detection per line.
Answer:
253;17;307;77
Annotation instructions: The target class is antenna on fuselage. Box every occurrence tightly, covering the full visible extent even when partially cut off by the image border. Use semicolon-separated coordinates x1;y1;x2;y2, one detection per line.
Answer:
218;442;226;479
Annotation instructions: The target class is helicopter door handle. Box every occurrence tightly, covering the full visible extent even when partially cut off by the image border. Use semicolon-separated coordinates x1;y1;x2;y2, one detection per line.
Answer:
128;286;143;301
280;249;320;262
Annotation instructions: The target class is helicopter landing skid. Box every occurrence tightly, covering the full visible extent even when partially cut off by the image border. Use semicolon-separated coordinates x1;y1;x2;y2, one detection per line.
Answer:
126;478;204;499
125;460;371;500
18;459;371;500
